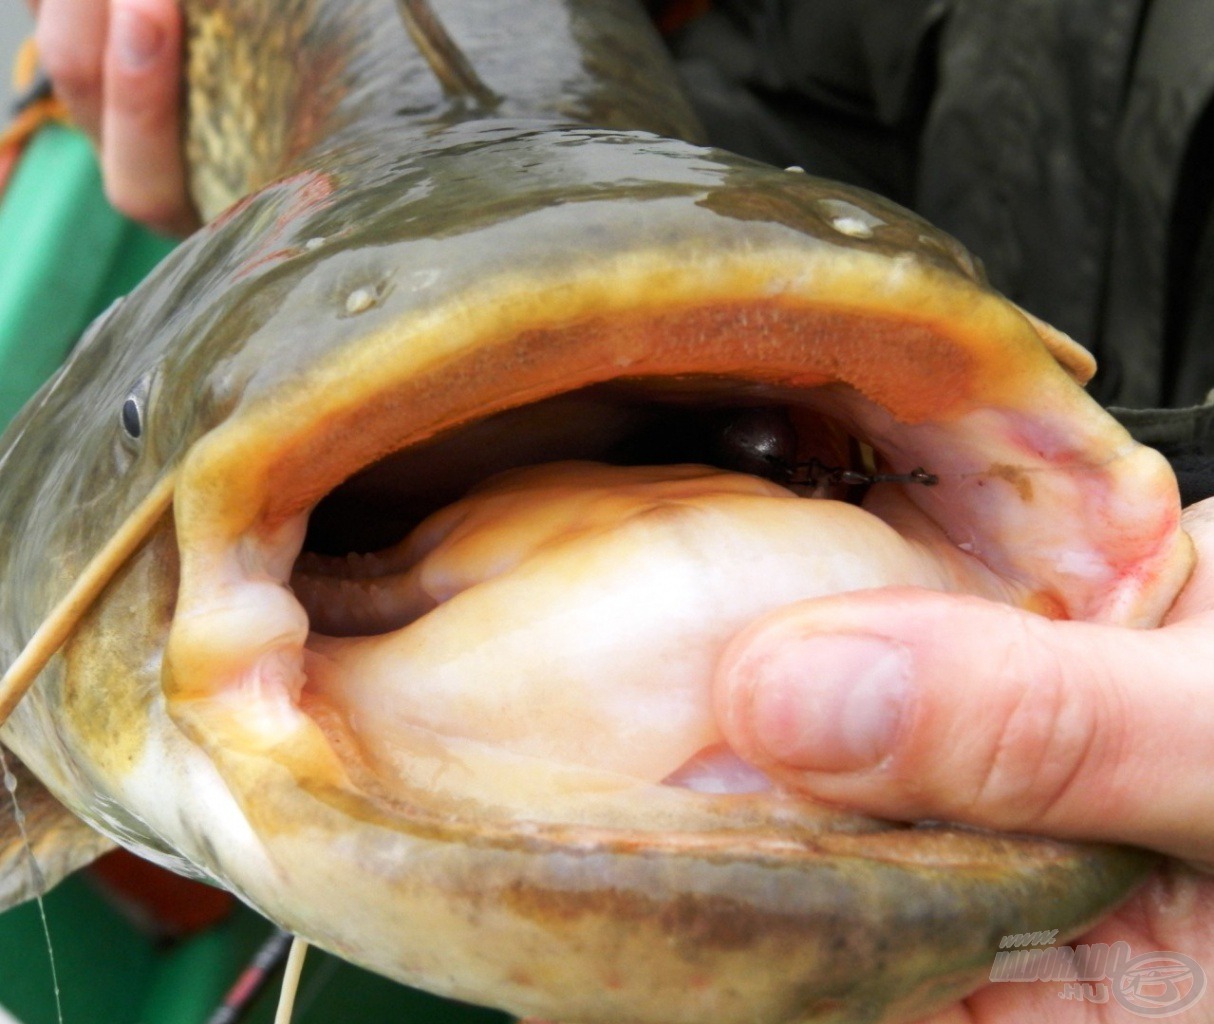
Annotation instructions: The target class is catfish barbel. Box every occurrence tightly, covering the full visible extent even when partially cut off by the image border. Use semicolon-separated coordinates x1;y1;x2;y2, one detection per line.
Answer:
0;2;1193;1023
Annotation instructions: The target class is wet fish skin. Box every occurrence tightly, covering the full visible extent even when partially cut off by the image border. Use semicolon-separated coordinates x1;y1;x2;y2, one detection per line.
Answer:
0;2;1191;1023
183;0;703;218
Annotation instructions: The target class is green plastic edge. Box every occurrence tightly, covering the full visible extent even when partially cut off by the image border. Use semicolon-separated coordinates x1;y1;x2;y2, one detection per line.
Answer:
0;125;176;431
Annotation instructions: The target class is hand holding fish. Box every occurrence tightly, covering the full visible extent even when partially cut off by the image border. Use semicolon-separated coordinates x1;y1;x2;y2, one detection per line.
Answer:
717;498;1214;1021
31;0;194;233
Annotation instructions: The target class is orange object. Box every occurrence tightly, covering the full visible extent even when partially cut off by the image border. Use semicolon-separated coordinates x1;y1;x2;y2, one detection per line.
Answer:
87;849;235;938
0;38;71;197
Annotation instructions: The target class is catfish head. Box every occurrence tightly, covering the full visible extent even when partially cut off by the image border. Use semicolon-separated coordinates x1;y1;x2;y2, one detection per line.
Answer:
0;3;1194;1024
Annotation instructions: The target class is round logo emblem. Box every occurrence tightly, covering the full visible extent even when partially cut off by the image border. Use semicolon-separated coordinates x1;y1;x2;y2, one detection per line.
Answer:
1113;951;1207;1017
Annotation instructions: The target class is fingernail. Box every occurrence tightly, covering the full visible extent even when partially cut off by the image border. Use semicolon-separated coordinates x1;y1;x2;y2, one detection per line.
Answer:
113;7;165;71
748;635;911;771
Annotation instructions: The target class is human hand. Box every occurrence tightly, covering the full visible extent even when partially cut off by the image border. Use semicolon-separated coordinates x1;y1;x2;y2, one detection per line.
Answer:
715;498;1214;1021
32;0;195;234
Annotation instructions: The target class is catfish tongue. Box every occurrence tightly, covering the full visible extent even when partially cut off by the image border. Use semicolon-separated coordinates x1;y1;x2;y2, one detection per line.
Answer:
301;460;1016;789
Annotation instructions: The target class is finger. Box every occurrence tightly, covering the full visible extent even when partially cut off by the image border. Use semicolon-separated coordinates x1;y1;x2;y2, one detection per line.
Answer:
715;587;1214;863
36;0;108;139
100;0;196;234
1165;497;1214;623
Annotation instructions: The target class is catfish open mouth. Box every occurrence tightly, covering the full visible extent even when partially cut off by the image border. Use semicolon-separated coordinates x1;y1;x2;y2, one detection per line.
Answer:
285;381;1012;806
164;282;1186;829
157;155;1189;834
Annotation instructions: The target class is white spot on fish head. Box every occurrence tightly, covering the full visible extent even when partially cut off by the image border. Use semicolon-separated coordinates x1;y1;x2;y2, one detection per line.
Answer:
831;216;874;238
817;197;885;240
304;237;325;251
345;287;377;315
785;165;806;174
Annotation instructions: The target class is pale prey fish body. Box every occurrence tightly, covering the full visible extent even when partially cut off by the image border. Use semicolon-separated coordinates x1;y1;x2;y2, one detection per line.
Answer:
0;2;1192;1023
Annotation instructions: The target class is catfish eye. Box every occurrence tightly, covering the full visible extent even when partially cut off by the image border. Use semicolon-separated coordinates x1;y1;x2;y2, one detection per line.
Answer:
120;372;154;442
121;395;143;438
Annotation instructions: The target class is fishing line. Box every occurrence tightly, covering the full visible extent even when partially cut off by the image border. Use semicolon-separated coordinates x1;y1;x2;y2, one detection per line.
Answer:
0;746;64;1024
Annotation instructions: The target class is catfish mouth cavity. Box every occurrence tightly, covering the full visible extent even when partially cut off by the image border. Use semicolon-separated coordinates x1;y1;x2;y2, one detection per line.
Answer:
298;382;861;567
173;370;1012;814
287;380;924;797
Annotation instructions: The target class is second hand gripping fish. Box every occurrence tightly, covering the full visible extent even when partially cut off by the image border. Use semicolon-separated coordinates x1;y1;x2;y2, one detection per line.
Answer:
0;1;1195;1022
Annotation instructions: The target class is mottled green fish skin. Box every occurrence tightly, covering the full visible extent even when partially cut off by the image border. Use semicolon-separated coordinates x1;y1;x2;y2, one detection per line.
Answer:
184;0;703;217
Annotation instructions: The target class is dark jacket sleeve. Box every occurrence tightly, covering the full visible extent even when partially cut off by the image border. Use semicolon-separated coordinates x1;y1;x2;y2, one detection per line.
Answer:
669;0;1214;412
1111;404;1214;506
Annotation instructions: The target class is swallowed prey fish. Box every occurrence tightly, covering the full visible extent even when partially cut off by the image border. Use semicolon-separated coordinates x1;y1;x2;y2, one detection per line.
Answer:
0;1;1193;1023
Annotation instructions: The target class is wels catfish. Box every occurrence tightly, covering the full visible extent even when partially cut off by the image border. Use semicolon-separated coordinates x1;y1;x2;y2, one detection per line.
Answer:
0;1;1193;1022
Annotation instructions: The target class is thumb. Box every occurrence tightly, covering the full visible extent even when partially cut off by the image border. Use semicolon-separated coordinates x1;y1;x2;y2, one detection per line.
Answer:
715;587;1214;863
